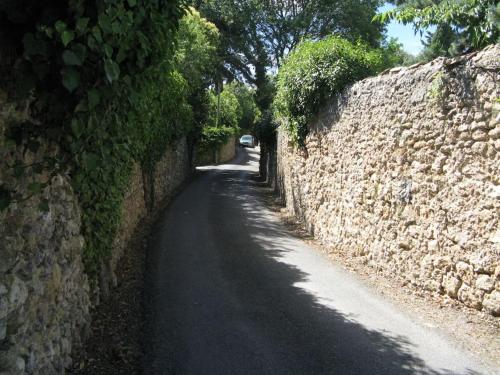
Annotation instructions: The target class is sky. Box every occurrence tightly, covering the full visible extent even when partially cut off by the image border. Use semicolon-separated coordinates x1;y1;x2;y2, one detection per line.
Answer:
378;3;428;56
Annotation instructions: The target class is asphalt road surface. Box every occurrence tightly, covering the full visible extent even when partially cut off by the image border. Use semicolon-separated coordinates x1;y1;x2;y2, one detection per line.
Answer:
143;147;494;375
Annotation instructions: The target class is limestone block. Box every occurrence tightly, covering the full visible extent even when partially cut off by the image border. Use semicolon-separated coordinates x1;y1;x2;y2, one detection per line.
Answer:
423;279;442;293
456;261;474;284
488;127;500;139
427;240;439;252
432;256;452;271
469;251;496;274
475;274;495;292
8;277;28;309
443;274;461;298
457;283;484;310
482;291;500;316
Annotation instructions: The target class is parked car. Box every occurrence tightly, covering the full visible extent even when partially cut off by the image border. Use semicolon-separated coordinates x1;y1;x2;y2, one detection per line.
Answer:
239;134;255;148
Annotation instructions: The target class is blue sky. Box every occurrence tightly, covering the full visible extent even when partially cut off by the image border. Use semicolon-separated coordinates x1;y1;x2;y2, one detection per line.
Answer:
378;3;428;56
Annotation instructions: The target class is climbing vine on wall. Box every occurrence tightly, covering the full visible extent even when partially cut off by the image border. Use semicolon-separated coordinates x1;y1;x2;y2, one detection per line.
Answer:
0;0;190;278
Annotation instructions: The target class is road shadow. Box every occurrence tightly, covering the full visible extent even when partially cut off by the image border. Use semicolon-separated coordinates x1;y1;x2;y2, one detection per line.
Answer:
143;148;482;375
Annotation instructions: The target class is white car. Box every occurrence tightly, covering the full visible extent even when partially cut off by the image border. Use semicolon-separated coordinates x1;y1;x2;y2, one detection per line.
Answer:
239;135;255;148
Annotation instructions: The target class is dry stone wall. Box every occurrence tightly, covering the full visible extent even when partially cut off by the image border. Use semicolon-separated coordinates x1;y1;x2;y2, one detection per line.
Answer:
277;45;500;315
110;138;190;281
218;136;236;163
195;136;236;166
0;101;90;374
1;94;192;373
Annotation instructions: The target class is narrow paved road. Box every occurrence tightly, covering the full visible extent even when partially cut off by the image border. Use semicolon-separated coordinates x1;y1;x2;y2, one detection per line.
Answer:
143;148;493;375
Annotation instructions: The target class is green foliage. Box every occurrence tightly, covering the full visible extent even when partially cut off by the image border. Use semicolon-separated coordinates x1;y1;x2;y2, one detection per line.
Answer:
275;36;384;146
175;7;219;89
194;0;384;116
174;8;220;132
255;109;278;147
224;82;261;133
199;126;236;150
375;0;499;53
207;89;242;129
0;0;191;278
420;24;459;59
380;38;418;67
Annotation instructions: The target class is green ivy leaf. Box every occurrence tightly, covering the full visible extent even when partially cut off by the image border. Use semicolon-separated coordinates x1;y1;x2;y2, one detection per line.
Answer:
104;59;120;83
55;20;67;33
87;35;98;51
74;98;88;112
103;44;113;58
83;152;99;171
61;30;75;46
88;89;101;109
72;43;87;62
61;67;81;92
116;47;128;63
42;26;54;38
127;0;137;7
76;17;90;33
70;119;83;138
62;50;83;66
92;27;103;43
38;199;50;212
111;21;121;34
98;14;112;34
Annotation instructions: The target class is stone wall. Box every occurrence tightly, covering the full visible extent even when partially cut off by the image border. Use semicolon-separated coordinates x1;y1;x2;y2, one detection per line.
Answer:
1;92;192;373
218;136;236;163
195;136;236;166
277;45;500;316
110;138;190;282
0;101;90;374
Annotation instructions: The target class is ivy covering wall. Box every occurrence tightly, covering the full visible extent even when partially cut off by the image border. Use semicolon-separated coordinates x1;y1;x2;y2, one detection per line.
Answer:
0;0;192;280
0;1;262;282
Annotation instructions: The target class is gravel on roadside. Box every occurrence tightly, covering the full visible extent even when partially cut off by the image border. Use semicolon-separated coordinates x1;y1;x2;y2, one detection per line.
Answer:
68;221;150;375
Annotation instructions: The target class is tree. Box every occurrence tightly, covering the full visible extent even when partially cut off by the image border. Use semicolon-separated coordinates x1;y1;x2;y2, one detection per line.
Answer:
377;0;500;57
192;0;384;111
224;82;261;133
175;8;220;128
207;89;242;129
381;37;417;67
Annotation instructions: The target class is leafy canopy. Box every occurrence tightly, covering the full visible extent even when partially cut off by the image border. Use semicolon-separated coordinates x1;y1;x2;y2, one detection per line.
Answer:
224;82;261;134
207;89;242;129
375;0;500;53
193;0;384;109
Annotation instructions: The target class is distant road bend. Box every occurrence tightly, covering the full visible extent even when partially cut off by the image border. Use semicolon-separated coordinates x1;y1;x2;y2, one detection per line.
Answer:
143;147;493;375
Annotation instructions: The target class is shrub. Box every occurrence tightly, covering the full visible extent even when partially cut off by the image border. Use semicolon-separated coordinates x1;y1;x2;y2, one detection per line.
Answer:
274;36;384;145
199;126;236;150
